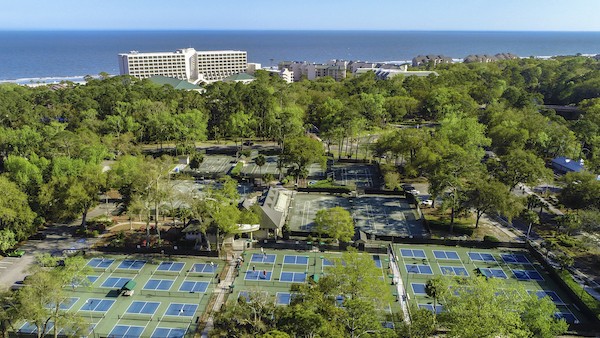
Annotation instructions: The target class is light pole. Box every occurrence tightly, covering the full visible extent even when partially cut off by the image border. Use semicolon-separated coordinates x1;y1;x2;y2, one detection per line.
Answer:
86;300;94;337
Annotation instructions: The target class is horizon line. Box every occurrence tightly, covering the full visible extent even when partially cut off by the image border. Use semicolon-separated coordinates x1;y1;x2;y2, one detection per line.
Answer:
1;28;600;33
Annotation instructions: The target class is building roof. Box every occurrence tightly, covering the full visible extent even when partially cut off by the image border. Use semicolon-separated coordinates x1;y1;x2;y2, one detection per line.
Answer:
551;157;585;172
149;75;202;90
223;73;255;82
259;186;292;230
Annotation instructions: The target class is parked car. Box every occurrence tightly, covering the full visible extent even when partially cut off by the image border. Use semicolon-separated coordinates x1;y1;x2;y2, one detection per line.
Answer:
6;250;25;257
420;199;433;207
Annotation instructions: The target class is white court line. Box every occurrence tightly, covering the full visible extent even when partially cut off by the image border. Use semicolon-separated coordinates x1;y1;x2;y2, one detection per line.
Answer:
302;201;309;230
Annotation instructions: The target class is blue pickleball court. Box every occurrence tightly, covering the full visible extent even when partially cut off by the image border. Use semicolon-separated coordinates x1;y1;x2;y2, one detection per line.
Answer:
143;279;174;291
433;250;460;260
250;253;276;264
528;290;564;304
501;253;531;264
411;283;427;295
405;264;433;274
280;271;306;283
101;277;131;288
283;255;309;265
479;268;507;279
152;328;187;338
468;252;496;263
164;303;198;317
245;270;272;281
80;298;115;312
440;266;469;277
87;258;114;269
108;325;145;338
372;255;382;268
276;292;293;305
513;269;544;281
401;249;426;258
157;261;185;272
126;301;160;315
191;263;217;273
117;259;146;270
179;280;209;292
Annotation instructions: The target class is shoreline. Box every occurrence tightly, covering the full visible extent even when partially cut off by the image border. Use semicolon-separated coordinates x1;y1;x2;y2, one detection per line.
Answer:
2;52;599;86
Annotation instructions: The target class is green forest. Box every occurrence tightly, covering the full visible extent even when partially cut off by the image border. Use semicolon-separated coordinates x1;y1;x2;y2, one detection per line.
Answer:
1;56;600;337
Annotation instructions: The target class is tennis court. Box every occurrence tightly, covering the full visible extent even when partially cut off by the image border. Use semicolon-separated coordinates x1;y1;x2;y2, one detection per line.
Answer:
330;163;381;188
240;155;280;177
352;195;426;237
193;155;235;177
11;255;222;338
393;244;587;325
287;193;350;231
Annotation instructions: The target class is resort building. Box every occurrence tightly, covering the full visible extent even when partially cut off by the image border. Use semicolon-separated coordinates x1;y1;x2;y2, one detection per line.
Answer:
196;50;247;82
411;54;453;67
279;60;348;82
118;48;247;83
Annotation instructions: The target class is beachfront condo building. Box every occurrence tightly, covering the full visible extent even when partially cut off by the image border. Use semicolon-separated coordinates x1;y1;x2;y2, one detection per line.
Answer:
118;48;247;83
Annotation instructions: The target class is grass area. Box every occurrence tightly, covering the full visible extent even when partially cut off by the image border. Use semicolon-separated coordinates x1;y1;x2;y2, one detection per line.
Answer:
424;213;475;237
557;269;600;320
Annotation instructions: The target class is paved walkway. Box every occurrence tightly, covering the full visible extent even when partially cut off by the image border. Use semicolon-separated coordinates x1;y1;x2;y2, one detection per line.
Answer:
200;256;238;337
389;252;411;324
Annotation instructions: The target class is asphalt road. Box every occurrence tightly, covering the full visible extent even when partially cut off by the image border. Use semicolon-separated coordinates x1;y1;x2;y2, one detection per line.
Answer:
0;223;102;291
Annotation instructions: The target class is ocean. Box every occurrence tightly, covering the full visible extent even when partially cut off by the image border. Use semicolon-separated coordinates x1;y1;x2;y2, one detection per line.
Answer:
1;30;600;82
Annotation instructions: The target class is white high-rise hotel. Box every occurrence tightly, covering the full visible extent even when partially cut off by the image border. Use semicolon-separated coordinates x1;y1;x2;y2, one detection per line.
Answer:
118;48;247;83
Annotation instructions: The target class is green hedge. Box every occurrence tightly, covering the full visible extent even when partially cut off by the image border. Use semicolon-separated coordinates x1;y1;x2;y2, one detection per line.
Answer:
426;218;474;236
558;270;600;320
483;235;500;243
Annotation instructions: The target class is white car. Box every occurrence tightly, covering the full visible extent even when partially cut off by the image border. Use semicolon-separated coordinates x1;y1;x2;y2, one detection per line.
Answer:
408;189;420;196
420;199;433;207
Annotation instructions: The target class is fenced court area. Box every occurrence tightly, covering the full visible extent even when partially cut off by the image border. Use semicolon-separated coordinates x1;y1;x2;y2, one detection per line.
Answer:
393;244;587;324
287;193;426;237
351;195;427;237
15;255;223;338
330;163;381;188
192;155;235;178
240;155;280;177
287;193;350;231
227;249;402;324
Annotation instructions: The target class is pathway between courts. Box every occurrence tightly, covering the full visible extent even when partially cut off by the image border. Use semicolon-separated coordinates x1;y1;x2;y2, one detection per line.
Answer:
200;256;238;337
389;252;411;325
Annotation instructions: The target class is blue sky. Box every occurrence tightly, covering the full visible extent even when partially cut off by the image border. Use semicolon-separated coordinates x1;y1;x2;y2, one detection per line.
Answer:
2;0;600;31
